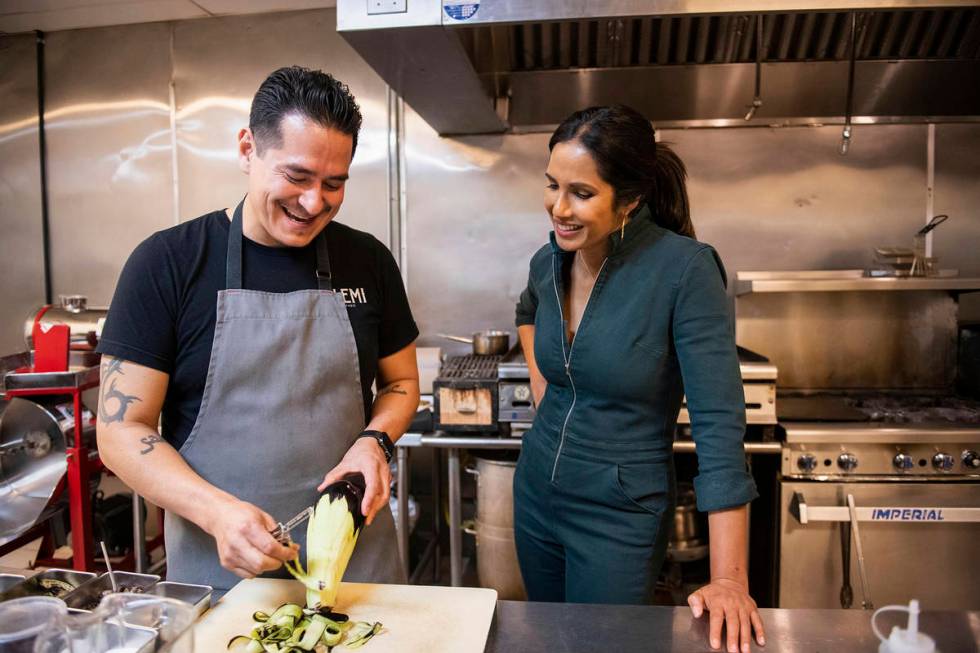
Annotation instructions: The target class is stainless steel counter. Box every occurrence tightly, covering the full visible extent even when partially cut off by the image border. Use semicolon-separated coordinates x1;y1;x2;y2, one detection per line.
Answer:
485;602;980;653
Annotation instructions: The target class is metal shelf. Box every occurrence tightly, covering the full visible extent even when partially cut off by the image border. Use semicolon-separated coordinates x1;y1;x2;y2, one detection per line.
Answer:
735;270;980;295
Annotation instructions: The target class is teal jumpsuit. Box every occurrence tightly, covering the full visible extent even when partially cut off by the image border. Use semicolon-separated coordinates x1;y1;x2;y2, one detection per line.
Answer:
513;205;758;604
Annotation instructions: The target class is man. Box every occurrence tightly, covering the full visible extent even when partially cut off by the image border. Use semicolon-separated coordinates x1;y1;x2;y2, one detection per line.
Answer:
96;66;419;592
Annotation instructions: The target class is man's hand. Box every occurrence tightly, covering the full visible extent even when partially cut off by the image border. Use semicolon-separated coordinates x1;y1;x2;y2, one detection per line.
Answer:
688;578;766;653
318;438;390;526
205;498;298;579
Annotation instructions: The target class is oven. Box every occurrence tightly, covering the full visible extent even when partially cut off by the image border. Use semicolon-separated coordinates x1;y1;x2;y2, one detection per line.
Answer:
778;400;980;610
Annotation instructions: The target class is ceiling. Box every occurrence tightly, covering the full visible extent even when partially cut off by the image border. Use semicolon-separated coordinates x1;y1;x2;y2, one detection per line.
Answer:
0;0;337;34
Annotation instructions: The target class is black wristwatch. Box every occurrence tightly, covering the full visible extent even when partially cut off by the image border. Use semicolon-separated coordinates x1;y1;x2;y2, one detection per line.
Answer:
359;429;394;463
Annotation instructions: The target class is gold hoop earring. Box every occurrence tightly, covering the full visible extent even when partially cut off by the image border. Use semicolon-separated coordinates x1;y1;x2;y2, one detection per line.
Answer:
620;217;627;239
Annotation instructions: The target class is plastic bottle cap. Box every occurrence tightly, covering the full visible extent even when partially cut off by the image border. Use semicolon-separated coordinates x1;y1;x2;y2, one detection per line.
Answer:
883;626;935;653
875;600;936;653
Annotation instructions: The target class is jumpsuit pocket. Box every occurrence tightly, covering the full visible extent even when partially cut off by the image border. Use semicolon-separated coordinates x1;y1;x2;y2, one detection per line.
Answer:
613;462;670;516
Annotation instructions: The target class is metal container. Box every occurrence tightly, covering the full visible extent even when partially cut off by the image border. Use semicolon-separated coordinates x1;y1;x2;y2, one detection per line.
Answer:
0;570;97;602
58;608;157;653
667;485;707;563
149;581;212;617
439;331;510;356
465;452;527;600
471;520;526;601
24;296;108;352
63;571;160;611
0;575;25;593
469;455;517;529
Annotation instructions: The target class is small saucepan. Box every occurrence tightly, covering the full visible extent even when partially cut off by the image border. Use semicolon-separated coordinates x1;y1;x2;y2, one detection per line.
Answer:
439;330;510;356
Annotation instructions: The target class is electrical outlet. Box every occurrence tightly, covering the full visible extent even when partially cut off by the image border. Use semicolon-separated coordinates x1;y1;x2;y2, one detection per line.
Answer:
367;0;407;15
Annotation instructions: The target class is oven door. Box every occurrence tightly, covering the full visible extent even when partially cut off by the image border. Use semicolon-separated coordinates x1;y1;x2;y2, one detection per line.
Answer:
778;480;980;609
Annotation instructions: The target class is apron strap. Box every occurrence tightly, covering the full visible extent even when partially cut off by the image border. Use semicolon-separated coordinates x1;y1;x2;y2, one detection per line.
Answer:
226;199;333;291
314;226;333;291
226;200;246;290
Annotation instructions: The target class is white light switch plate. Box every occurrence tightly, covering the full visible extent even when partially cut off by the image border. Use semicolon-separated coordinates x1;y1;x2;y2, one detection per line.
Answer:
367;0;407;15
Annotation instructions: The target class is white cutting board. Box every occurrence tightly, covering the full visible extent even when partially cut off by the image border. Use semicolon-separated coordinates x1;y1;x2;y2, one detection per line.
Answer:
192;579;497;653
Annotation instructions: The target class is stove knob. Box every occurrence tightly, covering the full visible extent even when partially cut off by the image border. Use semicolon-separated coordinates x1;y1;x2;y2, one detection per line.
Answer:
797;454;817;472
963;450;980;470
932;453;955;472
837;453;858;472
893;453;914;471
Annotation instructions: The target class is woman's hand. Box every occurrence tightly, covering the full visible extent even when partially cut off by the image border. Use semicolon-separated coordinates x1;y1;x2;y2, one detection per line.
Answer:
688;578;766;653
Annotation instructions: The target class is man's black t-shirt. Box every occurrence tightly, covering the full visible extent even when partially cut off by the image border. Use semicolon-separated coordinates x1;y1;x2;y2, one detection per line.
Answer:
96;210;418;449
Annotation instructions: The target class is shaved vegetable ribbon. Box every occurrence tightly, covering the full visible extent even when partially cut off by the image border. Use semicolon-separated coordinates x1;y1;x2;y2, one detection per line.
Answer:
227;603;382;652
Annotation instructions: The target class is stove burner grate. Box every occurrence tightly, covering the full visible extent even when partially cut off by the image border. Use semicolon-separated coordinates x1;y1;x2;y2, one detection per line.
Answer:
439;355;502;380
844;394;980;424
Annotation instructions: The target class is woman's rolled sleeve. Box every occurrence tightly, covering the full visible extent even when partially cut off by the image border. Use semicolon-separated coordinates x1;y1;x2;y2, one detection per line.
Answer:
673;247;758;512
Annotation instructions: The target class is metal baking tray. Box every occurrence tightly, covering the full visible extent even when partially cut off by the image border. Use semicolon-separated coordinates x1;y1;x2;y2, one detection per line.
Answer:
0;569;97;601
63;571;161;611
148;581;212;617
0;574;26;593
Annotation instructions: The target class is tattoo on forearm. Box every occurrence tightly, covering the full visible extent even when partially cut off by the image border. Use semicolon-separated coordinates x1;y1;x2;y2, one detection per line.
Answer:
378;384;408;397
140;435;164;455
99;359;142;424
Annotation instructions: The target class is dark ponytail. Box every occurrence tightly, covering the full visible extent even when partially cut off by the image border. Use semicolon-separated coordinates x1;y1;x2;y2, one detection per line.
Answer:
548;105;695;239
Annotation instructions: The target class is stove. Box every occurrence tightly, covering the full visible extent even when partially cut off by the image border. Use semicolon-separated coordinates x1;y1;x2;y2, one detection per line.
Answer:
497;345;779;429
779;393;980;478
777;393;980;610
432;354;504;433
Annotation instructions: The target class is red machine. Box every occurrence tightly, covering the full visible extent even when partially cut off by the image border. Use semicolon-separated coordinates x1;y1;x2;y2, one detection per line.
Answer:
0;297;162;573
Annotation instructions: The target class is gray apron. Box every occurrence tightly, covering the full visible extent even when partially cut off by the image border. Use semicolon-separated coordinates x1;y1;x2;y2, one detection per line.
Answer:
164;200;404;592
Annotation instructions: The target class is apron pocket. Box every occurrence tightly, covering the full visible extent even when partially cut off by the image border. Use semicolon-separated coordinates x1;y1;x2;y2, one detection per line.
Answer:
614;462;670;516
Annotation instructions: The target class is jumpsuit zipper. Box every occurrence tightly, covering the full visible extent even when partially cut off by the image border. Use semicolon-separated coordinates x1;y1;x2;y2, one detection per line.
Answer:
550;255;608;482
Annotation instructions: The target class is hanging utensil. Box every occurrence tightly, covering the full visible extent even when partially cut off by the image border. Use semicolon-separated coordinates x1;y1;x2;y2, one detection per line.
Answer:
846;494;874;610
839;519;853;608
916;214;949;235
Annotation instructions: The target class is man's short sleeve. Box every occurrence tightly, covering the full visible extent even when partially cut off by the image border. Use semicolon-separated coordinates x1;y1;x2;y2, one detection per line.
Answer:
515;269;538;327
96;234;179;374
377;246;418;358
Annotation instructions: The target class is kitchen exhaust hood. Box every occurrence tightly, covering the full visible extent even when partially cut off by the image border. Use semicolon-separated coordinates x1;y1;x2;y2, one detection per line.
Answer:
337;1;980;135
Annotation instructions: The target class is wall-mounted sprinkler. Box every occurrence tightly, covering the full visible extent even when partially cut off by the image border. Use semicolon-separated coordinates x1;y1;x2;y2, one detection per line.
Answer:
744;14;764;121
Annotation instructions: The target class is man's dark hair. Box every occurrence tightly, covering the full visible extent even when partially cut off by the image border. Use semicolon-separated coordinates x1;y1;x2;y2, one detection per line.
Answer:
249;66;363;157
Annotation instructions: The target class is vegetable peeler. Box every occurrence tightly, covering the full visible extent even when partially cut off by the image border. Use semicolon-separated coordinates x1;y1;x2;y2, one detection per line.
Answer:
270;506;314;544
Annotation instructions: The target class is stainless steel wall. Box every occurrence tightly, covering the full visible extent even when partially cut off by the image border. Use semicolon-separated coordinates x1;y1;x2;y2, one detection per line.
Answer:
403;112;980;387
403;107;551;350
172;10;390;240
935;124;980;323
2;12;978;375
0;34;45;355
44;23;175;307
668;125;929;274
0;9;390;347
735;291;958;389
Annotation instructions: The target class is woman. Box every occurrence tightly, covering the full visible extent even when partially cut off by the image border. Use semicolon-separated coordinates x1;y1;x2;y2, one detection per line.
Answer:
514;105;766;653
